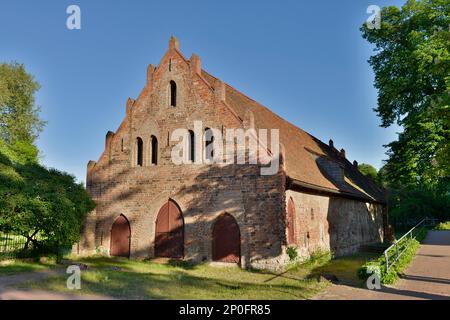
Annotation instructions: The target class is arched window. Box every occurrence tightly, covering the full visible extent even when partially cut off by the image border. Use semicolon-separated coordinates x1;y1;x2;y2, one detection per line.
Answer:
170;80;177;107
188;130;195;162
136;137;143;167
205;128;214;161
151;135;158;165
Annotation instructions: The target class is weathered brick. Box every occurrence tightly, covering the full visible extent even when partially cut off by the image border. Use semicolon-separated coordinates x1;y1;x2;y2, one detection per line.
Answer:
76;37;385;272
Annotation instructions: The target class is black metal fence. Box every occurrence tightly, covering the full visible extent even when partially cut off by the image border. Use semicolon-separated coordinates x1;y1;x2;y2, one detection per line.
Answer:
0;232;27;259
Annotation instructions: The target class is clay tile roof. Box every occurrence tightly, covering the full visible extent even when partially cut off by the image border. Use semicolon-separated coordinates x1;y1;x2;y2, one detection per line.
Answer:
201;69;386;203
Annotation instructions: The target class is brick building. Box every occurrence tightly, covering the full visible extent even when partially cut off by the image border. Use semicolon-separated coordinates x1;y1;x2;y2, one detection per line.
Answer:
76;36;387;271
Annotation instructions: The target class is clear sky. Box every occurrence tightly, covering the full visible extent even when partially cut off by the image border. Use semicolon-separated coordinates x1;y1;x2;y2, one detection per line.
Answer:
0;0;405;183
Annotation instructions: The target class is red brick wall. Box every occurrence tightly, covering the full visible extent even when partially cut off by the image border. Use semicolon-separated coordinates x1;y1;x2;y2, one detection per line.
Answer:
285;190;384;259
80;42;287;270
78;39;384;271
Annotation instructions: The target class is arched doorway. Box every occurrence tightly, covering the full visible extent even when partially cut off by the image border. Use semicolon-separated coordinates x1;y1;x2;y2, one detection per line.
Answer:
155;200;184;258
110;215;131;258
287;198;295;244
212;213;240;263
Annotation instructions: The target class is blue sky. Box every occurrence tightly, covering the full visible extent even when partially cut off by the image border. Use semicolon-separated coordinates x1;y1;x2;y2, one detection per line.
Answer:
0;0;405;183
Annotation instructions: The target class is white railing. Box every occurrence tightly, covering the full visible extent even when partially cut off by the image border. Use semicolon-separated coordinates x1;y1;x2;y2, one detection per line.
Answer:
383;217;438;271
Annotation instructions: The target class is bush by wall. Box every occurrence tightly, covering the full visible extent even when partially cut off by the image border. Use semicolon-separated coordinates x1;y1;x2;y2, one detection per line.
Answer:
358;228;428;284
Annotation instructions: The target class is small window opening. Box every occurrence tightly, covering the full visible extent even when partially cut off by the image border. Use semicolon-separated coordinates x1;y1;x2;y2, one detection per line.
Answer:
136;137;143;166
151;135;158;165
188;130;195;162
205;128;214;161
170;80;177;107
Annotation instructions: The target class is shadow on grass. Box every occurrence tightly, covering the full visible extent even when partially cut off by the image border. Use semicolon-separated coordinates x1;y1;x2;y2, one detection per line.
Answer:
19;257;325;300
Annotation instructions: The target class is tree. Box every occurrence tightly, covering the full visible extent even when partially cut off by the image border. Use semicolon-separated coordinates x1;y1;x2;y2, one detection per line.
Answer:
0;62;46;144
0;63;95;253
361;0;450;188
0;139;95;251
358;163;378;181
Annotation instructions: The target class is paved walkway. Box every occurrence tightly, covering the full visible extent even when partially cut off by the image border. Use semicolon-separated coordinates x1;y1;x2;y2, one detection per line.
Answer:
314;230;450;300
0;268;112;300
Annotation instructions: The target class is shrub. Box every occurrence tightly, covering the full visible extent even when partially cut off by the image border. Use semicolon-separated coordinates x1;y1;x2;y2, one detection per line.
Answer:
435;221;450;230
0;140;95;253
358;228;428;284
286;246;298;261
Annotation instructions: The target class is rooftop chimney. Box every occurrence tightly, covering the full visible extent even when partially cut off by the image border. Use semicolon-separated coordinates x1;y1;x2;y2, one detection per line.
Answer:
329;139;334;148
340;148;346;158
353;160;358;167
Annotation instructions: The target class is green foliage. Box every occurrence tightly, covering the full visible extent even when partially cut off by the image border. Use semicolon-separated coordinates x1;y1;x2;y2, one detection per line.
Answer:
388;186;450;228
0;62;95;256
286;246;298;261
435;221;450;230
356;163;388;187
358;163;378;181
0;62;45;144
361;0;450;188
295;249;332;269
358;228;428;284
0;133;95;252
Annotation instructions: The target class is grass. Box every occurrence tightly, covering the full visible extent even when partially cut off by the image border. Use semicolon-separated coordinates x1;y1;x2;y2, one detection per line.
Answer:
312;254;378;285
287;250;378;286
435;221;450;230
5;251;376;299
0;259;57;274
16;257;330;299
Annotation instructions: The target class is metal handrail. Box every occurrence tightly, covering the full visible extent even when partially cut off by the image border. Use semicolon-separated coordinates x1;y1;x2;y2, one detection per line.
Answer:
383;217;438;271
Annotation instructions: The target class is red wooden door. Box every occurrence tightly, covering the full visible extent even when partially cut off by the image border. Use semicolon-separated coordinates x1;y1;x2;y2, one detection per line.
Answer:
212;214;240;263
155;200;184;258
110;215;131;258
287;198;295;244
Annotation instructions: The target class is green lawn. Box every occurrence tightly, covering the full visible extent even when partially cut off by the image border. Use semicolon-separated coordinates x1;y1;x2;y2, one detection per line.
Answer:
0;259;56;274
9;252;374;299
